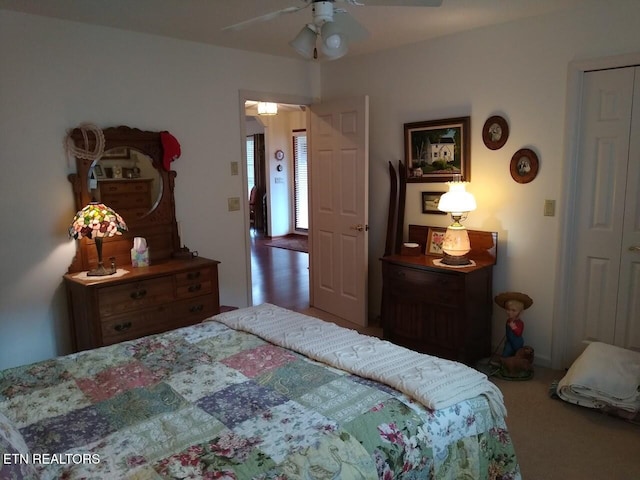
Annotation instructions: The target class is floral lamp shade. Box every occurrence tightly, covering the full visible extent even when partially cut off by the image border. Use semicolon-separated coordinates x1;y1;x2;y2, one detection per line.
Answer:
69;202;127;276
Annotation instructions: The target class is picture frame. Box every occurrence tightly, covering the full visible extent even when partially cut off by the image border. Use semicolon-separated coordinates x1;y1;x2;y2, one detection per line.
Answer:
482;115;509;150
421;191;446;214
93;164;104;178
102;147;130;159
510;148;539;184
405;116;471;183
426;227;447;256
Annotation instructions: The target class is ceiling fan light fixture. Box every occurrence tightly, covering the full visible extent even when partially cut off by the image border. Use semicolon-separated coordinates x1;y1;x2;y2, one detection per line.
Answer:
257;102;278;116
320;21;347;59
289;24;317;59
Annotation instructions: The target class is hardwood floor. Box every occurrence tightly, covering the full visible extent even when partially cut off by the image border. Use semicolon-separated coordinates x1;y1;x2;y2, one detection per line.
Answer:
250;228;383;337
250;229;310;312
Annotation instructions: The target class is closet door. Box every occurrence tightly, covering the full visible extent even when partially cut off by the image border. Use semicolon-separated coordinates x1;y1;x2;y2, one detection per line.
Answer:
614;68;640;348
566;66;640;364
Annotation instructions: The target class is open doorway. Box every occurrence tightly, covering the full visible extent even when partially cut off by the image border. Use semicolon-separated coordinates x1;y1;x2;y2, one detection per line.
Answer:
243;99;310;311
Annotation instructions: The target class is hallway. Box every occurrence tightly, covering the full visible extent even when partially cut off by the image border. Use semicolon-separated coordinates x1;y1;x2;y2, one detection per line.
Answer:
250;229;310;312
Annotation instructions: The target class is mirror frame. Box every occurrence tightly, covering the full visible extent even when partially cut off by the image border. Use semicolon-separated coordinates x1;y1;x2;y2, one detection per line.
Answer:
67;126;180;273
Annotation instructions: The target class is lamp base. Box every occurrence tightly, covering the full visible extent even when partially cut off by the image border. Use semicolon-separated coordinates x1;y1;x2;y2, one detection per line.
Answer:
441;253;472;266
87;262;116;277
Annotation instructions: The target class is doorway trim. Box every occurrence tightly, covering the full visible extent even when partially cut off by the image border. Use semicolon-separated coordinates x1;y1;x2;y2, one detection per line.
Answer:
551;52;640;369
238;90;315;307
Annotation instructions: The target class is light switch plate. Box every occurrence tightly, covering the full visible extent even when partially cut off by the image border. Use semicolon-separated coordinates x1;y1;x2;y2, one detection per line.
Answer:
230;161;239;176
228;197;240;211
544;199;556;217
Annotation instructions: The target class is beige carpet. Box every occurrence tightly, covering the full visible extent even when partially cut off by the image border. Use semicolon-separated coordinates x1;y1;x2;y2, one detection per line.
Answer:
494;366;640;480
300;307;640;479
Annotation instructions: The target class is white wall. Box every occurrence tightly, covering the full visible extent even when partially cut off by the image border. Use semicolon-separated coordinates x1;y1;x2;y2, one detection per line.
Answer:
0;10;319;370
320;1;640;366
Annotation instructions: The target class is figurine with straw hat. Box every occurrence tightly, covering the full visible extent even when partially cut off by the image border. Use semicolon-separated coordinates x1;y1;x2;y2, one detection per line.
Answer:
495;291;533;357
486;291;535;380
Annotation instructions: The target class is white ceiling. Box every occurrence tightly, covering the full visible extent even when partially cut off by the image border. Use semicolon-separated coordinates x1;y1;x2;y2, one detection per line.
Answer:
0;0;591;60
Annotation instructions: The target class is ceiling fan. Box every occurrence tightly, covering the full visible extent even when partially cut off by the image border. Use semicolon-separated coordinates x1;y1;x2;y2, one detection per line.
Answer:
223;0;443;60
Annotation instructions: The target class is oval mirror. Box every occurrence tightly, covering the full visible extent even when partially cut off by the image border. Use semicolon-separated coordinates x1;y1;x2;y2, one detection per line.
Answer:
88;147;163;224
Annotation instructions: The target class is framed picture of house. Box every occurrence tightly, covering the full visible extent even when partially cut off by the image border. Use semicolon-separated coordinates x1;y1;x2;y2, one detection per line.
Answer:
421;191;446;214
426;227;447;256
404;116;471;183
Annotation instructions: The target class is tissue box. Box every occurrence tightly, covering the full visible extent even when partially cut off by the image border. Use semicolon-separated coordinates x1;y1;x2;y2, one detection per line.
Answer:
131;248;149;267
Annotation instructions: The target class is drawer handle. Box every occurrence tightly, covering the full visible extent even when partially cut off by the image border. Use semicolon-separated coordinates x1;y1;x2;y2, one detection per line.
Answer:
394;270;406;278
114;322;132;332
130;289;147;299
187;271;201;280
188;284;202;293
189;304;204;313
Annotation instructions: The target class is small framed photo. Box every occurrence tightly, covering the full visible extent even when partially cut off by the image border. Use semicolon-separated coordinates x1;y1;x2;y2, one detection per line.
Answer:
421;191;446;215
405;116;471;183
426;227;447;256
482;115;509;150
510;148;539;184
93;164;104;178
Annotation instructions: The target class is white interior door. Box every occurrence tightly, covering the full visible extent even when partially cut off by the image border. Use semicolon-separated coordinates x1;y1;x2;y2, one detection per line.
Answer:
309;96;369;326
565;66;640;364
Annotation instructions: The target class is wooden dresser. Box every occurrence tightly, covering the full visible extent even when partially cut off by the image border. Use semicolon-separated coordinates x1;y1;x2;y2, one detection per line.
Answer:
64;257;220;351
66;126;223;352
98;178;153;222
380;224;497;365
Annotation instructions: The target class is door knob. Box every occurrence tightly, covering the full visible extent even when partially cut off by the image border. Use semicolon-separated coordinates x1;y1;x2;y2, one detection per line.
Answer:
629;246;640;252
350;224;369;232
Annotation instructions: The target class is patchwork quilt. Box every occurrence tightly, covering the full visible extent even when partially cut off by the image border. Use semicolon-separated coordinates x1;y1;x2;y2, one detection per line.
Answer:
0;306;520;480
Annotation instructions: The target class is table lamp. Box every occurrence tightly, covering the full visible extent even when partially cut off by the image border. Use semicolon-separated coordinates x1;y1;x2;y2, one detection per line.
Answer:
437;180;477;265
69;202;128;276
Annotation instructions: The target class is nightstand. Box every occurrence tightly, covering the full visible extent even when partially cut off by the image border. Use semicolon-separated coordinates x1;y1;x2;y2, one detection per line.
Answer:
380;225;497;365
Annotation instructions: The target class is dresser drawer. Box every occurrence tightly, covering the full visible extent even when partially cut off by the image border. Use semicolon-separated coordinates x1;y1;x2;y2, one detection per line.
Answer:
175;268;214;299
100;305;172;345
98;277;174;317
384;263;462;304
100;192;150;210
100;181;151;195
170;295;217;322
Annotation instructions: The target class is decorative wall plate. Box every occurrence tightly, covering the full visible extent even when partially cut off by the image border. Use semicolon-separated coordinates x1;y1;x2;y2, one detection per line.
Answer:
510;148;539;184
482;115;509;150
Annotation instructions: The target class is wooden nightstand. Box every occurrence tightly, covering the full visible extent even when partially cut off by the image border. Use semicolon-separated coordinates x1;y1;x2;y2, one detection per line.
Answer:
380;225;497;365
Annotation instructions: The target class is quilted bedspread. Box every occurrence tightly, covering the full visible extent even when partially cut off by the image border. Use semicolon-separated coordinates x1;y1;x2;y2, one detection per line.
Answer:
0;305;520;480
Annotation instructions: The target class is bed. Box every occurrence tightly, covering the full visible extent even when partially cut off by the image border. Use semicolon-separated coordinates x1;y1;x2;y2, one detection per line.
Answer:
0;304;520;479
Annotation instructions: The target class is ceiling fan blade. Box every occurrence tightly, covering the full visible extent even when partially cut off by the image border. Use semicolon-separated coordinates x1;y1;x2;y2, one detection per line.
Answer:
333;11;369;43
222;5;307;31
345;0;443;6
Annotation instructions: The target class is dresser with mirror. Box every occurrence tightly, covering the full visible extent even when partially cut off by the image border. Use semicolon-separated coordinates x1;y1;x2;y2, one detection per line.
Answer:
64;126;220;352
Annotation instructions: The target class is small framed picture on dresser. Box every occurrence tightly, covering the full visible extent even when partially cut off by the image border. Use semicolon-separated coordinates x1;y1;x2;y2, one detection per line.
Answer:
426;227;446;256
